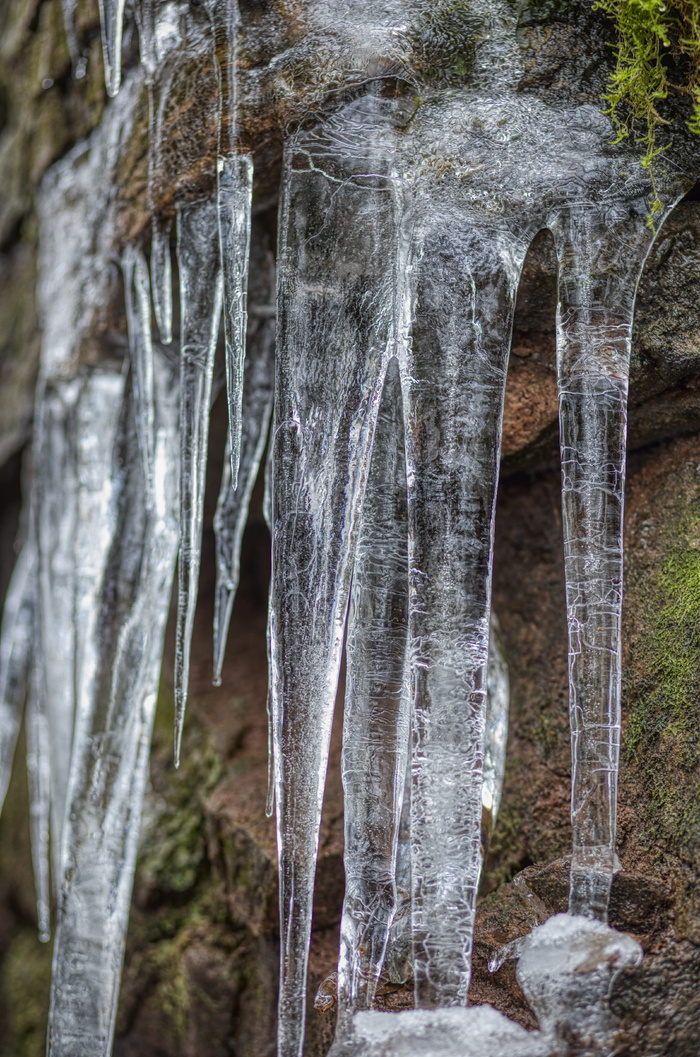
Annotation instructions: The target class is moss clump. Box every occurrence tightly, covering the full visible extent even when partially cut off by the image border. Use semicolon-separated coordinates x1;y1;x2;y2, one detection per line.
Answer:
625;503;700;860
0;930;52;1057
594;0;700;219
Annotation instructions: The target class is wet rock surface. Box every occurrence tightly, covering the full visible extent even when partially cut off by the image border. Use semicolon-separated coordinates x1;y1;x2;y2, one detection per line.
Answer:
1;2;700;1056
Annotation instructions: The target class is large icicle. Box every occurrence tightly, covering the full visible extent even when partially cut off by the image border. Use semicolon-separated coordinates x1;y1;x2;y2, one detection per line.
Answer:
0;538;35;815
47;350;180;1057
403;216;527;1008
549;196;680;920
337;357;410;1026
271;94;404;1057
173;196;223;766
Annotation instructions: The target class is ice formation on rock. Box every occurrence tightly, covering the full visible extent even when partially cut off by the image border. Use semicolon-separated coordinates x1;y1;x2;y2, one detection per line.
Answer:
0;2;696;1056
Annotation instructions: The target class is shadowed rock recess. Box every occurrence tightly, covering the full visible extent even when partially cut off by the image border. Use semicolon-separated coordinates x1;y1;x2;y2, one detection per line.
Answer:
1;0;700;1055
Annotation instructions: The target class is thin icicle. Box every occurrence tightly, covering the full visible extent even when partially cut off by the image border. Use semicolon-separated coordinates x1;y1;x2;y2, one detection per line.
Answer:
173;196;223;767
482;614;510;845
337;358;411;1027
0;539;35;815
549;193;684;920
58;0;80;76
123;245;156;500
97;0;127;97
209;0;254;488
26;678;52;943
47;349;180;1057
218;154;253;490
271;92;405;1057
34;379;81;892
150;218;173;345
212;236;275;685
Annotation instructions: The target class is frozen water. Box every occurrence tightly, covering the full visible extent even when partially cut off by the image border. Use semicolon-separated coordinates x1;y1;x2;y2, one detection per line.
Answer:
173;195;223;766
123;245;157;500
97;0;126;97
0;539;35;815
47;350;179;1057
327;1005;551;1057
338;358;411;1024
516;913;642;1049
213;228;275;685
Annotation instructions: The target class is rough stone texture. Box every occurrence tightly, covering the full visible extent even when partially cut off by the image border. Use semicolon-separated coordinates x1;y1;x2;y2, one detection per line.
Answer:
2;2;700;1056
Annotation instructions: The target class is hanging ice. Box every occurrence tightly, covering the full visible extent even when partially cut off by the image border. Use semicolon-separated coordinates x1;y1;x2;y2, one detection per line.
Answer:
123;245;157;499
97;0;126;97
270;90;407;1057
34;379;81;889
212;229;275;685
173;195;223;766
337;358;411;1026
47;351;179;1057
550;198;679;920
0;538;35;814
210;0;254;489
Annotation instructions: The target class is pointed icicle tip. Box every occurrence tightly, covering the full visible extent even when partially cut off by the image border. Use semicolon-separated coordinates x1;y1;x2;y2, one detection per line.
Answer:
98;0;126;97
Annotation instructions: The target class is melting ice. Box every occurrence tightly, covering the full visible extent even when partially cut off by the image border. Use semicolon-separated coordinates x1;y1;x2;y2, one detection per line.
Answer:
0;1;696;1056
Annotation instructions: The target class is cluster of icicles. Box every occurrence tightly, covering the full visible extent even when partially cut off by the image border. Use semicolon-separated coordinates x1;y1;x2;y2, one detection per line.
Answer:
0;1;695;1055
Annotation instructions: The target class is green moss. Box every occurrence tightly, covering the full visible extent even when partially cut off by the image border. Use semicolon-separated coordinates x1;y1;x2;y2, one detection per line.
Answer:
625;504;700;860
0;930;52;1057
593;0;700;220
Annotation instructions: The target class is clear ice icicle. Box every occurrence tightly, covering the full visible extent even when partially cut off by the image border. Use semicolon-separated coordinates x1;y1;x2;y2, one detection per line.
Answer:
404;218;527;1008
271;94;404;1057
0;538;35;815
337;358;410;1025
123;244;156;499
549;195;682;920
150;217;173;345
218;154;253;491
47;350;179;1057
213;228;275;683
210;0;254;489
59;0;80;75
26;678;52;943
97;0;126;97
173;196;223;766
212;297;274;686
35;379;81;891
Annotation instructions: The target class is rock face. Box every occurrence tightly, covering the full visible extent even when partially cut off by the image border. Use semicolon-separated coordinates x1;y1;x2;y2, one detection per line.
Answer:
1;2;700;1056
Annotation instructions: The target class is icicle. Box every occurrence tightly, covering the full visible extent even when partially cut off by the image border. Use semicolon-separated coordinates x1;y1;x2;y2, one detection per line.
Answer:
337;358;410;1026
270;93;405;1057
403;217;528;1008
122;245;156;500
34;379;82;891
173;196;223;767
212;237;275;685
47;349;180;1057
58;0;80;77
218;155;253;490
548;195;681;921
97;0;127;97
209;0;254;488
482;614;509;845
26;678;52;943
150;217;173;345
0;539;35;815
